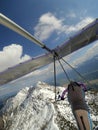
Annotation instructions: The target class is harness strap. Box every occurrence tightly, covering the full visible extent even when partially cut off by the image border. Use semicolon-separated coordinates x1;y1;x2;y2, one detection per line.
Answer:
53;54;57;101
61;58;92;87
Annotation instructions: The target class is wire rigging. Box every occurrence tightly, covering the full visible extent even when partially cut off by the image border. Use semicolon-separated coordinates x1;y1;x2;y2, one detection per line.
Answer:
61;57;92;87
58;59;71;83
53;51;92;100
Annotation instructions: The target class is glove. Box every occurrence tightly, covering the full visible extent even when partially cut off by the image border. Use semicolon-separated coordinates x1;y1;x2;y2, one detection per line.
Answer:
61;97;65;100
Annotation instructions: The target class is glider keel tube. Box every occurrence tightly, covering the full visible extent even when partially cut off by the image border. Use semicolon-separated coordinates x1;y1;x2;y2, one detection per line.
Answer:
0;13;51;52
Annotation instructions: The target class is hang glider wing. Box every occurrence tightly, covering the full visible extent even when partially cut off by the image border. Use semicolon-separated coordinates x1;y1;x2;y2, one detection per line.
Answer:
0;53;53;85
55;18;98;58
0;14;98;85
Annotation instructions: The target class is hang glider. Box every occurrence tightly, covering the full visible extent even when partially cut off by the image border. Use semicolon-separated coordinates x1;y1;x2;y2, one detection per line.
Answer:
0;13;98;85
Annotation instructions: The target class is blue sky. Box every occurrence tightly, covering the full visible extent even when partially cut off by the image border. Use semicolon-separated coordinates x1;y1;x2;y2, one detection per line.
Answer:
0;0;98;72
0;0;98;97
0;0;98;70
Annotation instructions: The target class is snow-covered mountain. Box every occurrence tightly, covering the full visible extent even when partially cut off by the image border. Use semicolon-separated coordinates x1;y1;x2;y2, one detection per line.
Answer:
0;81;98;130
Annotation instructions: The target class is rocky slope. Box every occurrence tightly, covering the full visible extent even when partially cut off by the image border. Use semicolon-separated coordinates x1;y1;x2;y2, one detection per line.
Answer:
0;81;98;130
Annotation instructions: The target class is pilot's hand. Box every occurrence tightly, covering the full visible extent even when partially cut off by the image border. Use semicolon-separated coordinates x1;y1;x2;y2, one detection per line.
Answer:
61;97;65;100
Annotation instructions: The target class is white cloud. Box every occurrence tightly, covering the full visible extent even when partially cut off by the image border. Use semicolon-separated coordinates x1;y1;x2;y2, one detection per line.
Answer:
73;17;94;31
34;12;64;41
66;11;76;18
62;17;94;34
0;44;31;72
34;12;94;41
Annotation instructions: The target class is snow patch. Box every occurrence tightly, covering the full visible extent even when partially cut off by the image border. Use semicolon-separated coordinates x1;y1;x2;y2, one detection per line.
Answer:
0;81;98;130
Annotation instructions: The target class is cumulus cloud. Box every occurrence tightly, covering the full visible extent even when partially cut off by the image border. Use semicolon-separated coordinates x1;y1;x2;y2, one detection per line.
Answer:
66;11;76;18
0;44;31;72
34;12;63;41
70;17;94;32
34;12;94;41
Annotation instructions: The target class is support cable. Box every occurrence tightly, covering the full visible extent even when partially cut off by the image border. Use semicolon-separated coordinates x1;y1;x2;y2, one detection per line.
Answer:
61;57;92;87
58;59;71;83
53;51;92;101
53;54;57;101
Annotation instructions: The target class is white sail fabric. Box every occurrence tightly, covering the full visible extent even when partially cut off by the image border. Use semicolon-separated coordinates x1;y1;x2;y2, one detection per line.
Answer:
0;14;98;85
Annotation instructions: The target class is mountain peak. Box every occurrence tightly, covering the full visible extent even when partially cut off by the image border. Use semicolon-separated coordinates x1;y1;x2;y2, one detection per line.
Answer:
0;82;98;130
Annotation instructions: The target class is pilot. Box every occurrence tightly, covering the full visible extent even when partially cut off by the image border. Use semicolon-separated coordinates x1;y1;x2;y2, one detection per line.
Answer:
61;81;92;130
